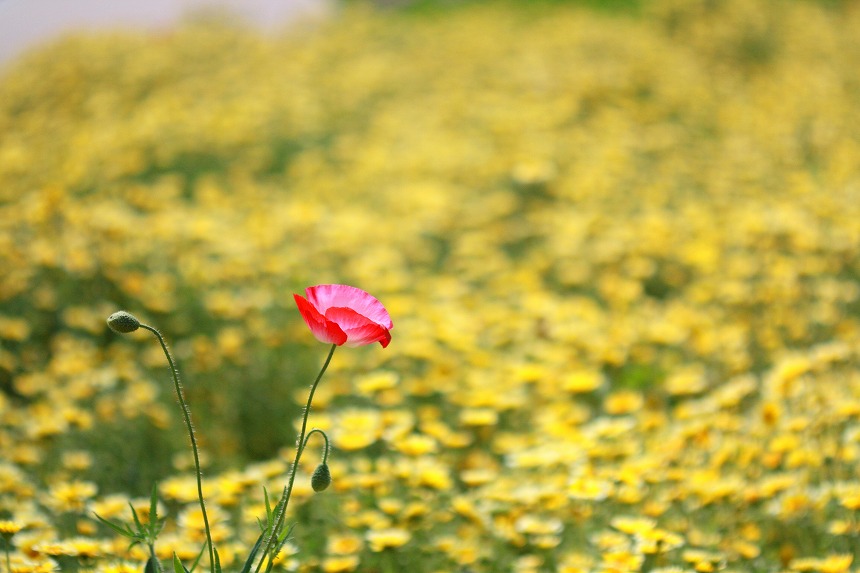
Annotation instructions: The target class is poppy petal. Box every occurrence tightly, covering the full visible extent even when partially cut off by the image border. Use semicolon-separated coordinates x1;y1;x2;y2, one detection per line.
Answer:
294;294;348;346
306;284;393;329
326;307;392;348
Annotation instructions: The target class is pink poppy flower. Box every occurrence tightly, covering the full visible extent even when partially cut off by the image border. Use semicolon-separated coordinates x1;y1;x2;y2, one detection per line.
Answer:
294;284;393;348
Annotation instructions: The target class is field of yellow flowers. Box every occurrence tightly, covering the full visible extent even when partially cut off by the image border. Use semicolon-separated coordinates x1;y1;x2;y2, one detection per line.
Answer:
1;0;860;571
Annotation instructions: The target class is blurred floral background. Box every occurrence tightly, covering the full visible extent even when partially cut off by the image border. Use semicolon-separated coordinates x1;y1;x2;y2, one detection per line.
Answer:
1;0;860;571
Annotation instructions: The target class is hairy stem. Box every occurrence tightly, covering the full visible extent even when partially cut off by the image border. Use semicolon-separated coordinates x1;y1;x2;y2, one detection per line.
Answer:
140;324;215;573
256;343;337;572
304;428;330;465
148;542;164;573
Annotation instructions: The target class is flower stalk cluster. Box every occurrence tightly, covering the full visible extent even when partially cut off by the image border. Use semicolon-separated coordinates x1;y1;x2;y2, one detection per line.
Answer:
105;285;392;572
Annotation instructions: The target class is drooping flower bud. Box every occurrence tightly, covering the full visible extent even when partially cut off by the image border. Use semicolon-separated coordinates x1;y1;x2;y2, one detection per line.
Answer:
311;463;332;492
107;311;141;334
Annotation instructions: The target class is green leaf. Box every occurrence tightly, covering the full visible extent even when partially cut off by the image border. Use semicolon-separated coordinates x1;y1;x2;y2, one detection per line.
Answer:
266;524;296;573
173;553;190;573
239;530;266;573
129;502;144;532
269;488;287;532
93;512;135;538
149;483;159;530
188;543;206;572
276;522;296;545
151;516;167;539
145;556;158;573
262;487;272;524
268;487;287;526
214;547;223;573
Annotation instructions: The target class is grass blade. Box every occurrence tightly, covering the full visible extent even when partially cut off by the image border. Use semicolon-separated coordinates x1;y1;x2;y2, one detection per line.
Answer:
239;530;266;573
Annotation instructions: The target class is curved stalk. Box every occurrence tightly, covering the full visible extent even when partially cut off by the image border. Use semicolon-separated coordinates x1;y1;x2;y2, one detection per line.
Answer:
140;324;215;573
304;428;330;465
255;343;337;572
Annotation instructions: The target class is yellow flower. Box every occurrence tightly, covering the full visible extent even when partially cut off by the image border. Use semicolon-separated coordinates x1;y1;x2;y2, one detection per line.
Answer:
604;391;644;415
321;555;360;573
460;468;498;487
681;549;724;571
514;514;563;536
354;370;399;394
34;538;104;559
46;480;97;513
459;407;499;427
0;316;30;341
392;433;438;456
600;549;644;572
568;475;613;501
664;365;708;396
790;554;853;573
61;451;93;472
562;369;605;393
610;516;656;535
635;529;684;554
332;408;383;451
97;563;140;573
327;533;363;555
0;520;23;537
8;555;58;573
366;528;411;552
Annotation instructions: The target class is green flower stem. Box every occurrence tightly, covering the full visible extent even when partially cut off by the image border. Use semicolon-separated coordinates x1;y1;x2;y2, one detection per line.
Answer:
140;324;215;573
304;429;330;465
4;540;11;573
256;343;337;573
148;542;164;573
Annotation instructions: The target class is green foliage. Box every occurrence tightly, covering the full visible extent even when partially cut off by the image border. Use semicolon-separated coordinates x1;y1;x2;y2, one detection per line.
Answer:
94;484;165;565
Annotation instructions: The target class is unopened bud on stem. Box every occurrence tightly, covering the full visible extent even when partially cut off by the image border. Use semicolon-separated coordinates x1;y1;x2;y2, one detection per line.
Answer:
107;311;141;334
311;463;332;492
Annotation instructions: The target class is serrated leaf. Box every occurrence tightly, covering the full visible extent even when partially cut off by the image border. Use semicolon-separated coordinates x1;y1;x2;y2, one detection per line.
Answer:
151;516;166;539
272;486;287;516
276;522;296;545
262;487;272;523
266;524;296;573
130;502;144;531
149;483;159;529
93;512;135;538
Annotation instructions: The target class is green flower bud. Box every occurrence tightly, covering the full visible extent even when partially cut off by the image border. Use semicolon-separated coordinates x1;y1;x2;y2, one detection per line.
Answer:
311;463;332;492
107;311;141;334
